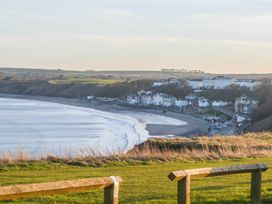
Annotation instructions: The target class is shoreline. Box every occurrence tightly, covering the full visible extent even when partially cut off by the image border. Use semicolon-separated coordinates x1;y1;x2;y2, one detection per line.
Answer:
0;93;209;137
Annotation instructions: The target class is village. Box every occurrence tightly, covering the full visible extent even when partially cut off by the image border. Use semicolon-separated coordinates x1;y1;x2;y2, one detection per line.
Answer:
126;76;260;135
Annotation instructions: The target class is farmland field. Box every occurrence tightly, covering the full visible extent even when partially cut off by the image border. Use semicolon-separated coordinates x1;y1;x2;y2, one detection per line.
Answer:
49;77;124;85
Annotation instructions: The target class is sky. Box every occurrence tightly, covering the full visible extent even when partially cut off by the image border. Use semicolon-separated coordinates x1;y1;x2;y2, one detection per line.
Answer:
0;0;272;74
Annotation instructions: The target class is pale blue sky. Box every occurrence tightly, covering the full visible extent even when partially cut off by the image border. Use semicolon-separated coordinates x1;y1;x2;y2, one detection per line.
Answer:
0;0;272;73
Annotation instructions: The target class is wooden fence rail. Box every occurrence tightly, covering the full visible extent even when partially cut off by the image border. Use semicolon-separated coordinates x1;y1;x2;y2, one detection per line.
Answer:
168;163;268;204
0;176;123;204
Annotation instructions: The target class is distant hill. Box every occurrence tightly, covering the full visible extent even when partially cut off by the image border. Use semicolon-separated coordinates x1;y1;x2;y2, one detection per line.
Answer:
1;67;272;80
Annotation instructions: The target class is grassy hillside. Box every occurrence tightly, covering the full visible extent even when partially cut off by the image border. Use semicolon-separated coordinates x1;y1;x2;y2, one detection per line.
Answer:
1;67;272;80
49;77;124;85
0;158;272;203
130;132;272;161
0;133;272;203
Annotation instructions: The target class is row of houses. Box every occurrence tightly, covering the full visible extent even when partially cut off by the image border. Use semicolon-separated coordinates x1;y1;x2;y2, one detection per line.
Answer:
187;76;261;90
127;91;229;109
152;76;262;91
152;78;180;87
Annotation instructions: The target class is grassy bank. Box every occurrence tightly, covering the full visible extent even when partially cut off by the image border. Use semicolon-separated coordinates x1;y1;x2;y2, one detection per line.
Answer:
1;133;272;203
1;132;272;166
0;158;272;203
128;132;272;162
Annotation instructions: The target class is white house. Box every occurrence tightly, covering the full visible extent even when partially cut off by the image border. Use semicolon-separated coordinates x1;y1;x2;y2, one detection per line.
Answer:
152;81;169;87
212;100;229;107
185;94;198;106
187;80;203;89
161;94;176;107
202;76;235;89
140;94;153;105
175;99;188;107
152;93;164;106
234;80;262;91
235;94;258;115
87;96;94;100
127;94;139;104
152;78;180;87
198;97;210;108
168;78;180;85
187;76;262;91
185;94;197;100
236;114;246;123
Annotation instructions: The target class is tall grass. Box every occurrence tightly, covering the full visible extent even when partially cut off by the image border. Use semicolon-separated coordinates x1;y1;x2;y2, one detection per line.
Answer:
1;132;272;166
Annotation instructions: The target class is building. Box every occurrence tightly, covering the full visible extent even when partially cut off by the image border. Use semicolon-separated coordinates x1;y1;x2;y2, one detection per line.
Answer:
168;78;180;86
152;78;180;87
175;99;188;107
198;97;210;108
187;76;262;90
86;96;94;100
161;94;176;107
152;93;164;106
212;100;229;107
139;92;153;105
202;76;235;89
152;81;169;87
234;80;261;91
185;94;198;106
127;94;139;104
235;94;258;115
187;80;203;89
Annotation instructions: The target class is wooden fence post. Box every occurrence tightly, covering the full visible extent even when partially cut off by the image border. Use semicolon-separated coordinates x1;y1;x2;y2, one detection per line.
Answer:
251;169;262;204
104;176;120;204
169;164;268;204
178;175;190;204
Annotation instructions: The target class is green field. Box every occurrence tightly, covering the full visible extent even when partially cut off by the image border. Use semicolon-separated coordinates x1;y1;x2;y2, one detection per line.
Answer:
49;77;124;85
0;158;272;203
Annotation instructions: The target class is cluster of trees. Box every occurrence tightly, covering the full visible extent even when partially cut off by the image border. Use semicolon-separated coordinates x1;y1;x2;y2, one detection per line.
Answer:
199;85;251;102
251;84;272;122
252;100;272;122
94;80;153;98
0;79;154;99
150;82;193;99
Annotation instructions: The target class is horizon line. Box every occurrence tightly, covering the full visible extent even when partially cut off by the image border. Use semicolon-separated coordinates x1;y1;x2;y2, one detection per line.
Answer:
0;66;272;75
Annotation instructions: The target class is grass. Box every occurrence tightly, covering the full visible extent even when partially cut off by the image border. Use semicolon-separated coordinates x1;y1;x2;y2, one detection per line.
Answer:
1;133;272;203
0;158;272;203
129;132;272;161
2;132;272;166
49;77;124;85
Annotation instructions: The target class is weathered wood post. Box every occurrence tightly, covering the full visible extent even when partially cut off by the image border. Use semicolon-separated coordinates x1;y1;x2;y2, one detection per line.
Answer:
178;175;190;204
0;176;123;202
251;169;262;204
168;164;268;204
104;176;120;204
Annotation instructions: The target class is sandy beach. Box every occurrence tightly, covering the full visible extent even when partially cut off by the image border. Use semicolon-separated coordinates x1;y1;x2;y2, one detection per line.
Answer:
0;94;209;137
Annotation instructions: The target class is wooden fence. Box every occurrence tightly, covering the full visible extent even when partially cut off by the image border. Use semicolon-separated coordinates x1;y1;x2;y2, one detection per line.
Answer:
0;164;269;203
168;163;268;204
0;176;123;204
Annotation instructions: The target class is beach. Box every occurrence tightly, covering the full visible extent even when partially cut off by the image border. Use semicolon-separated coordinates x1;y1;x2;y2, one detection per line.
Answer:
0;94;208;156
0;94;209;137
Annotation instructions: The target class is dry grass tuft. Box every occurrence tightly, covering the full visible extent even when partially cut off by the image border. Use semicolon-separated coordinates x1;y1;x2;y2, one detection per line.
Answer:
1;132;272;166
127;132;272;161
